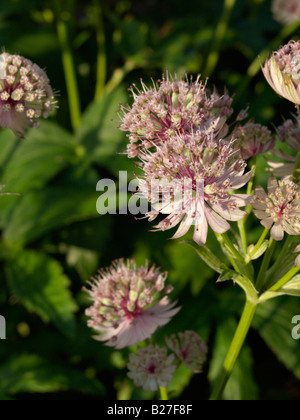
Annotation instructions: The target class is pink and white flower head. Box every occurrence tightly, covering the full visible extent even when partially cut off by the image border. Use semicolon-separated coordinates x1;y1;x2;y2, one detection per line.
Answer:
262;41;300;105
234;121;275;160
127;345;176;392
267;118;300;177
84;259;180;349
0;52;55;137
137;124;253;246
165;331;208;373
272;0;300;26
120;73;236;158
252;176;300;241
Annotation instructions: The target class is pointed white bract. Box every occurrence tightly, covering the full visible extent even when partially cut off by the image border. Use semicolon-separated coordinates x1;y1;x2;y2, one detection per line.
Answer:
84;259;180;349
0;52;56;137
252;176;300;241
127;345;177;392
262;41;300;105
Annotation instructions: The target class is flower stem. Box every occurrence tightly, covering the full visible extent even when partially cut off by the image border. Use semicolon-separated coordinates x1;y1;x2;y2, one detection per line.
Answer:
159;387;169;401
203;0;236;76
220;233;253;280
210;299;258;400
55;1;81;131
293;148;300;182
269;266;300;292
93;0;107;102
237;157;257;253
246;156;257;195
221;232;244;263
255;238;276;292
265;236;294;288
248;228;269;260
238;219;248;256
104;60;137;96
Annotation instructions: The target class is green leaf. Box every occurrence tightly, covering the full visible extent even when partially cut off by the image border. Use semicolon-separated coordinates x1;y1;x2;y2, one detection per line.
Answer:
260;275;300;301
2;186;100;251
168;363;193;398
66;246;99;282
0;128;19;169
6;250;78;337
183;240;228;274
1;121;78;193
281;275;300;296
0;354;105;396
76;87;127;168
209;317;259;400
253;297;300;379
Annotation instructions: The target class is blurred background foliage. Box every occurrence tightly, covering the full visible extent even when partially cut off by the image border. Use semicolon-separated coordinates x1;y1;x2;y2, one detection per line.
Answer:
0;0;299;401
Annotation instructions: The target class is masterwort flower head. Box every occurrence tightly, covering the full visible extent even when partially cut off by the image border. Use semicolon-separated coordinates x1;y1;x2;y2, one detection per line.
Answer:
84;259;180;349
127;345;176;392
0;52;56;137
234;121;275;160
138;123;253;246
267;117;300;177
262;41;300;105
120;73;236;158
252;176;300;240
165;331;208;373
272;0;300;26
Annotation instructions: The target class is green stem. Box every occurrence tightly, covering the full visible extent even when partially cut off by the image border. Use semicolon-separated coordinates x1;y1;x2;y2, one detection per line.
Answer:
255;238;276;292
248;228;269;260
93;0;107;102
104;60;136;96
203;0;236;76
159;387;168;401
237;156;258;257
269;266;300;292
55;1;81;131
221;232;244;263
210;299;258;400
220;233;253;280
238;219;248;256
293;148;300;183
247;156;257;196
265;236;294;288
216;233;242;273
